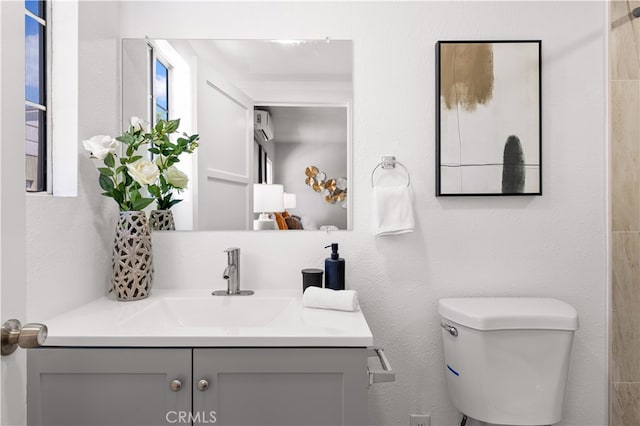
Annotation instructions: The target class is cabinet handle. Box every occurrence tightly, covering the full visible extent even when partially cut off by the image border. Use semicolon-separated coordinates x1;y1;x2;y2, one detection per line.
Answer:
367;347;395;387
197;379;209;392
170;379;182;392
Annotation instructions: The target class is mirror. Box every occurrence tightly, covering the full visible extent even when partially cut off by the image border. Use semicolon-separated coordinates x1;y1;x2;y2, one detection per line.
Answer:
122;39;353;231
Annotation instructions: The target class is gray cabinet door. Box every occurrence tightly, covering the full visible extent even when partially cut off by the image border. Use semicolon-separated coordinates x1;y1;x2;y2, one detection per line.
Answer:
28;348;191;426
193;348;368;426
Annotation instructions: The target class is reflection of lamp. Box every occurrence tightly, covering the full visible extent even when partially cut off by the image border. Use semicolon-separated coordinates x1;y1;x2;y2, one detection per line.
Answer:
283;192;297;210
253;184;284;230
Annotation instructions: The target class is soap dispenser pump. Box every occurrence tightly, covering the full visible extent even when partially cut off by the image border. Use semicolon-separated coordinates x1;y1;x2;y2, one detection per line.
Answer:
324;243;345;290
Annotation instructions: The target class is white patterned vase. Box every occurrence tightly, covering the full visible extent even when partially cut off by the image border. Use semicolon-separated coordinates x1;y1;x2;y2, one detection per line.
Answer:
149;209;176;231
111;211;153;301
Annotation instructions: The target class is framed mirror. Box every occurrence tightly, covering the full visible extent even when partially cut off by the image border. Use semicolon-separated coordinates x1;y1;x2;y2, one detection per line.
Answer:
122;39;353;231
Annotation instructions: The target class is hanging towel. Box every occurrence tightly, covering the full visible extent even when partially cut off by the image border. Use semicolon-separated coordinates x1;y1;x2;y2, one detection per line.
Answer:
372;185;415;236
302;287;360;312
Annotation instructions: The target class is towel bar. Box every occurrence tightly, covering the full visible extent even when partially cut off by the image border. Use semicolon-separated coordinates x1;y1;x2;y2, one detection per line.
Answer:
370;156;410;188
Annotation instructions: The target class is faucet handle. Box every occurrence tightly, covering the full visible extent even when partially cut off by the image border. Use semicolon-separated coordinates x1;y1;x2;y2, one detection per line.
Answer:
224;247;240;263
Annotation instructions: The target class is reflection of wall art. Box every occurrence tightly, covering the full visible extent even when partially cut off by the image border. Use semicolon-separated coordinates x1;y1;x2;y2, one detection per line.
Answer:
436;40;541;196
304;166;347;208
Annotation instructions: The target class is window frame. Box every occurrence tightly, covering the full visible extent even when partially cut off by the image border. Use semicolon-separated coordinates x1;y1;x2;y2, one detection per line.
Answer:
150;49;172;126
24;0;52;193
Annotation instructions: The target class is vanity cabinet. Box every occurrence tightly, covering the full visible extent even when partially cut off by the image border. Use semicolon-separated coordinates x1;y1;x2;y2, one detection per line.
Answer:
193;348;367;426
28;347;368;426
27;348;192;426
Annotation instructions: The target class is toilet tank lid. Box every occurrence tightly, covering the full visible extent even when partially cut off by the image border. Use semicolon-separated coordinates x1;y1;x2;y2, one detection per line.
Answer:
438;297;579;331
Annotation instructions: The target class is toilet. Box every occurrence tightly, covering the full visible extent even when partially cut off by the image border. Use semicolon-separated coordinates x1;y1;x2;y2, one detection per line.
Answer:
438;297;579;426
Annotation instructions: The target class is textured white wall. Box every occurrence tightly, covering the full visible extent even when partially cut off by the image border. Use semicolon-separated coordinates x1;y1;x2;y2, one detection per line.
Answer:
122;2;608;425
25;2;607;426
26;1;121;320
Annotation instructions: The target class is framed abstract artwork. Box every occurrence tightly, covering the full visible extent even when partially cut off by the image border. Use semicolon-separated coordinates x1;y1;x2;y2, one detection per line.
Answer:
436;40;541;196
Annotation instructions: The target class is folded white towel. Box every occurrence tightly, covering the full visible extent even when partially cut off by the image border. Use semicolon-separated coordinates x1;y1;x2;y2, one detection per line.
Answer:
372;185;415;236
302;287;360;312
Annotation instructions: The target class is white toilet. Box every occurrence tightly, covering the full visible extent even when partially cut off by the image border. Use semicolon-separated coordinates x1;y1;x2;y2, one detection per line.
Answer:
438;297;579;426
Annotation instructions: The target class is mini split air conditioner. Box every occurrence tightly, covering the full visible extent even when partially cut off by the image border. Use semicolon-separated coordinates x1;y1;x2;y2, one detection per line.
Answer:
254;110;274;142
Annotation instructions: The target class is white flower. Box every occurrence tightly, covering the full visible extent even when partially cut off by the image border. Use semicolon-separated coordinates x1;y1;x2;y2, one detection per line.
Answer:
127;159;159;186
165;166;189;189
82;135;119;160
129;116;149;133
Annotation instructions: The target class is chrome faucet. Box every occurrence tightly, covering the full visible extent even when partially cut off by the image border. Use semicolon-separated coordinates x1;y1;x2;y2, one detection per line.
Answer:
223;247;240;293
213;248;254;296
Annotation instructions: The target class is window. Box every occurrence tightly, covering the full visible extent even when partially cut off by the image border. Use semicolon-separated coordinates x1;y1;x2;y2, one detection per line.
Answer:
153;57;170;124
25;0;47;192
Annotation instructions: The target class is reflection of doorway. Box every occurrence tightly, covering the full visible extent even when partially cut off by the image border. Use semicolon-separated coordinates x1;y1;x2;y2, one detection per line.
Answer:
255;144;273;184
196;73;254;231
255;103;350;230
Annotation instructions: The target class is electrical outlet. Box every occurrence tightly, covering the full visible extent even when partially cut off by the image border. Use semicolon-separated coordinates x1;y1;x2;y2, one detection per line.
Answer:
409;414;431;426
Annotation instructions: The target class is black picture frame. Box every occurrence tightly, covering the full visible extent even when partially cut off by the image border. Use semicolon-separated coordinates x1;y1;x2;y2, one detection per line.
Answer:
436;40;542;196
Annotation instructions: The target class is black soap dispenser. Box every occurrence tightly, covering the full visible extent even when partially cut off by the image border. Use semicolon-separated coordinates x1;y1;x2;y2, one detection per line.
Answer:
324;243;345;290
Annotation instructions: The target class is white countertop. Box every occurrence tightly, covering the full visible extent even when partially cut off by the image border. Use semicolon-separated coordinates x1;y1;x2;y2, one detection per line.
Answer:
42;289;373;347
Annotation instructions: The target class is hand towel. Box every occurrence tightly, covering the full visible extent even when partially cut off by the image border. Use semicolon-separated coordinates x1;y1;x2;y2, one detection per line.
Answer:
372;185;415;236
302;287;360;312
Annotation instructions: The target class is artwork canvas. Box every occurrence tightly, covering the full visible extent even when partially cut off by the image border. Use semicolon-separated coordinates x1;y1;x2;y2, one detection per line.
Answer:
436;40;541;196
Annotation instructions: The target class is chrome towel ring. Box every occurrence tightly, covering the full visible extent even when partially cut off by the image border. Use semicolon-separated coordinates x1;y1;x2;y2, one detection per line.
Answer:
371;156;411;188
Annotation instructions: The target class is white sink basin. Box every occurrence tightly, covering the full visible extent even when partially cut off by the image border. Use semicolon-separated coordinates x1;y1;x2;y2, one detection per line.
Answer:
129;296;294;328
40;289;373;347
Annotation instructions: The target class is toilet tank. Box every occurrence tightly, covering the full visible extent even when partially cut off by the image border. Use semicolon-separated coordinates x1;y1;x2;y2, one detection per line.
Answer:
438;297;579;426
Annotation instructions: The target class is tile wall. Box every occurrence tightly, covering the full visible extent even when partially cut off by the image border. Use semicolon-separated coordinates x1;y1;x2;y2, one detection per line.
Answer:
611;1;640;424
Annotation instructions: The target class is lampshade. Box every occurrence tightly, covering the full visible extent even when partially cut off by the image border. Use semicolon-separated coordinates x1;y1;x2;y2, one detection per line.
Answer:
283;193;297;209
253;184;284;213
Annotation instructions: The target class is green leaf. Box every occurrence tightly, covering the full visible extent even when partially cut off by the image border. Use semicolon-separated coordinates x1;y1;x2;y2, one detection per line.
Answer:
116;134;134;145
167;199;182;208
98;167;113;176
149;148;160;155
130;189;140;202
129;155;143;163
159;175;168;192
104;153;115;168
99;174;114;191
116;165;127;174
132;197;154;211
166;119;180;133
112;189;124;204
148;184;161;198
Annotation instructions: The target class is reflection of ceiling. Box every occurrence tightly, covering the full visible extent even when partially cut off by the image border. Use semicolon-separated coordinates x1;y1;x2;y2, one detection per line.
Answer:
187;40;352;84
260;106;347;145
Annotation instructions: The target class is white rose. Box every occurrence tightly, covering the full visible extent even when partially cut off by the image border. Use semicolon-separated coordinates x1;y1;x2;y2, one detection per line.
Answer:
129;116;149;133
165;166;189;189
82;135;119;160
127;159;160;186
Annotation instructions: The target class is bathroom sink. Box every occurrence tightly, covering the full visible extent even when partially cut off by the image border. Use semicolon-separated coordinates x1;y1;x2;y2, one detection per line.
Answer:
40;289;374;347
125;296;295;328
